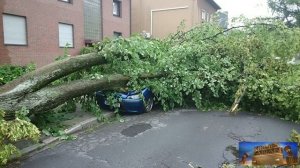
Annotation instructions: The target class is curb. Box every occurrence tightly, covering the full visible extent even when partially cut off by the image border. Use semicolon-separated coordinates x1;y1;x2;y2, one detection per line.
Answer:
11;112;115;160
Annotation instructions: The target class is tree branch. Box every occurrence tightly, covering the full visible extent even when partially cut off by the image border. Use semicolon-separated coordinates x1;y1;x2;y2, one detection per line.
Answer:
201;23;279;41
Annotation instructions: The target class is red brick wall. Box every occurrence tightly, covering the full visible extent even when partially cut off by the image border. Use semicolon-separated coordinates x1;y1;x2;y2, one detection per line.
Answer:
0;1;10;64
0;0;85;67
102;0;131;38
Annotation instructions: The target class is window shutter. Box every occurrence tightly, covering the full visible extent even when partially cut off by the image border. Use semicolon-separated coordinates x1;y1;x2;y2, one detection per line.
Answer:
3;14;27;45
59;23;74;47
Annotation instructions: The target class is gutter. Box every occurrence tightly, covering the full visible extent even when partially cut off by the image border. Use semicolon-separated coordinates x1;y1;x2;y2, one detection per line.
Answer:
100;0;104;40
130;0;132;35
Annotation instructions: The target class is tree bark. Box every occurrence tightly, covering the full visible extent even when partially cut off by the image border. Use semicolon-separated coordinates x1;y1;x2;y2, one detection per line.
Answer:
14;74;130;114
0;53;106;99
0;52;110;119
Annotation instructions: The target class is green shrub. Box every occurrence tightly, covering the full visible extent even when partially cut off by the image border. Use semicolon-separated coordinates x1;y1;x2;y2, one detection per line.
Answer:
0;64;35;86
80;46;96;54
32;101;76;137
0;109;40;165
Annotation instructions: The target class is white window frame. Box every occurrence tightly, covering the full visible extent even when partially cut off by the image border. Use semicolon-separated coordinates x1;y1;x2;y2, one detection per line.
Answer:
58;23;74;48
3;14;27;45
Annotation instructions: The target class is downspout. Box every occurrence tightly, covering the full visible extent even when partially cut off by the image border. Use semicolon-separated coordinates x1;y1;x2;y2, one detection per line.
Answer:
129;0;132;36
100;0;103;40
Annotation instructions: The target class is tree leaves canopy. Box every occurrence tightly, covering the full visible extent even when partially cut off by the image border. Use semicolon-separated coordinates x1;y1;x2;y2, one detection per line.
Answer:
268;0;300;27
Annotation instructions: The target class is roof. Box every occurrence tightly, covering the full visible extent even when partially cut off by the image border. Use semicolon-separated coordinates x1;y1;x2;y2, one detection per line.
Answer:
207;0;221;10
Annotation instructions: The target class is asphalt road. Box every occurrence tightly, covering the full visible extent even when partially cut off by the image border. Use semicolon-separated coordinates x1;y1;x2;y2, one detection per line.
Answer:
11;109;300;168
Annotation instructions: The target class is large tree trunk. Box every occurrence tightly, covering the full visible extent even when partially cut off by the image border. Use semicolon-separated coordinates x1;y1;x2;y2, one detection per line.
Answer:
0;53;105;97
0;74;129;116
0;52;160;120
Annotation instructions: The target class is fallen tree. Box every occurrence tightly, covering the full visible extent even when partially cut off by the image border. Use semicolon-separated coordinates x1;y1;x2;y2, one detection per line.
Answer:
1;72;163;117
0;52;160;119
1;19;300;118
1;18;300;165
0;53;106;117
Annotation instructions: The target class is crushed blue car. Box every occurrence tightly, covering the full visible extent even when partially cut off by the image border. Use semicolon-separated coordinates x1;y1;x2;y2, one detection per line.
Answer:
95;88;154;113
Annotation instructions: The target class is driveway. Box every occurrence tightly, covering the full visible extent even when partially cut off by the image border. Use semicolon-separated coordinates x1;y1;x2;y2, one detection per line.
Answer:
10;109;300;168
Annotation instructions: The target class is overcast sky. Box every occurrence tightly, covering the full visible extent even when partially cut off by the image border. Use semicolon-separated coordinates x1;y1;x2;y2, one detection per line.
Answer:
214;0;273;19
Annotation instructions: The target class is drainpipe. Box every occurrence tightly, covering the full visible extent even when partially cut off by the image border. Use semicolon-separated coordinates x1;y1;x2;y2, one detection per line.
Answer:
129;0;132;36
100;0;103;40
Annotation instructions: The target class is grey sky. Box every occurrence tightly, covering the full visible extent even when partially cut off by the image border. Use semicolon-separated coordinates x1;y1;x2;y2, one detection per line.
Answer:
214;0;273;19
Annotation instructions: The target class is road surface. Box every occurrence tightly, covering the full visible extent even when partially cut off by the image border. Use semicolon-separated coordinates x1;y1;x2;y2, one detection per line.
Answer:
10;109;300;168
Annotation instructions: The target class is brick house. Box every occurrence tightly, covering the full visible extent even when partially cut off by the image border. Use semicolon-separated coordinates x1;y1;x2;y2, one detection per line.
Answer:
84;0;131;43
131;0;221;38
102;0;131;38
0;0;131;67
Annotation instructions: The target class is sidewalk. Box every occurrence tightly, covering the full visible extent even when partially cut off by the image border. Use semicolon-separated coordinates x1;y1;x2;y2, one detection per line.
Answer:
12;109;115;160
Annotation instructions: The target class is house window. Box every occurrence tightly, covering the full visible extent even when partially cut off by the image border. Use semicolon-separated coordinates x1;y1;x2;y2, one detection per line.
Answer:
113;31;122;38
3;14;27;45
59;23;74;47
113;0;121;17
201;10;206;21
58;0;72;3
